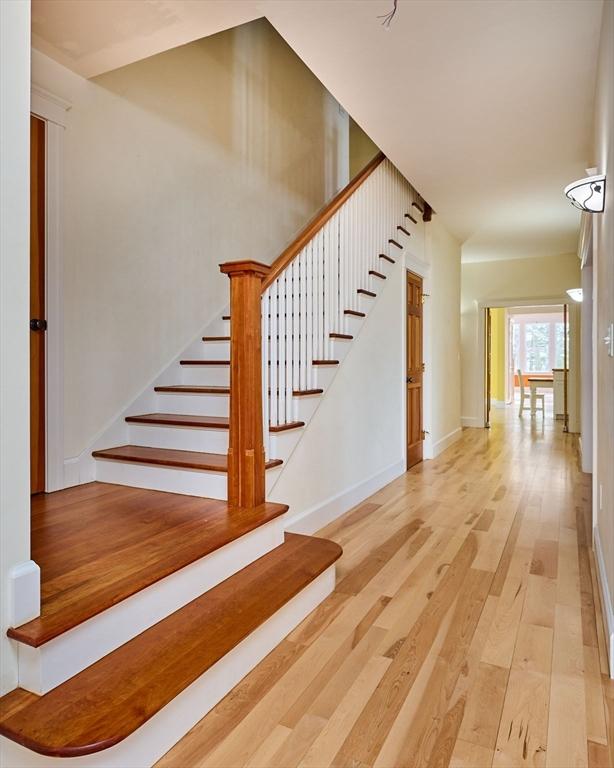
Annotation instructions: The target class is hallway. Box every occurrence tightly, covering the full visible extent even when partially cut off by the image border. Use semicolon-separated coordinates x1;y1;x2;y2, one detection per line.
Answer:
158;409;613;768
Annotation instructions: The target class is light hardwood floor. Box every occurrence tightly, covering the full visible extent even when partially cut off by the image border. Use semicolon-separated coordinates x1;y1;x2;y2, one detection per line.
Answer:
158;406;613;768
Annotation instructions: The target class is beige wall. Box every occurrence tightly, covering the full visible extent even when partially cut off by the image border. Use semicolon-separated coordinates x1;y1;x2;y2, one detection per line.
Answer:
461;253;581;425
349;118;379;179
592;0;614;668
31;18;349;462
0;0;31;695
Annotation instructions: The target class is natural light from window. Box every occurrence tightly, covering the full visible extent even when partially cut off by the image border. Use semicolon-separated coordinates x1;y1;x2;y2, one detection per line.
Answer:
511;310;567;374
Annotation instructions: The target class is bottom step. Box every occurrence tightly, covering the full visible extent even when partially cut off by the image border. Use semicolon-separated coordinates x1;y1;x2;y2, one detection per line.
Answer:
0;534;342;768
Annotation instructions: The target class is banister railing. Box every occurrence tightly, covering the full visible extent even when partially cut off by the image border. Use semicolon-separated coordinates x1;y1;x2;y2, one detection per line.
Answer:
221;154;427;505
262;151;386;292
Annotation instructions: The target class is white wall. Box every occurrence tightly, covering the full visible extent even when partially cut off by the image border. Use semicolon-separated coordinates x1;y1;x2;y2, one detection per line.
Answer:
592;0;614;674
581;264;593;472
31;18;349;465
427;218;462;451
0;0;31;695
460;253;581;426
270;215;462;532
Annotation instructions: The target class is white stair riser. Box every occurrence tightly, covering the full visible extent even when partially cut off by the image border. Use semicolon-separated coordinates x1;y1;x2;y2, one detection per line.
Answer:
95;459;228;498
180;365;229;386
127;424;229;453
154;392;229;416
95;459;282;498
184;340;229;359
1;567;335;768
17;518;285;694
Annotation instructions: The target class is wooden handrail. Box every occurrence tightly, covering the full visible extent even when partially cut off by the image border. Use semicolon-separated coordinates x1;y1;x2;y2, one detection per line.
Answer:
262;151;386;291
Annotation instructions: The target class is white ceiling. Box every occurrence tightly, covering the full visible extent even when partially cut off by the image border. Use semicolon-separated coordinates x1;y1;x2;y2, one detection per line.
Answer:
31;0;604;262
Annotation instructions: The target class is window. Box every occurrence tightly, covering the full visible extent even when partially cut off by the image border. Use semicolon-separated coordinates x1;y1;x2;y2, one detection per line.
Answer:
510;311;566;375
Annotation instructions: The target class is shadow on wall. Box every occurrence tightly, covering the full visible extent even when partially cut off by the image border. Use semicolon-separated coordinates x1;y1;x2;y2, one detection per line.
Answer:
93;17;348;252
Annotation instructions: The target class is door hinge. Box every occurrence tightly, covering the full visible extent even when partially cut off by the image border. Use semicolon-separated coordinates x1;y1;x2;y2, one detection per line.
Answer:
422;430;430;439
421;293;430;304
421;363;426;372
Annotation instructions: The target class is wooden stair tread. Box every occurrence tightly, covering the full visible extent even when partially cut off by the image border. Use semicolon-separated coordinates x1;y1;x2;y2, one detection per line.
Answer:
9;483;288;647
202;336;230;342
92;445;283;472
330;333;353;340
155;385;229;394
369;270;386;279
127;413;305;433
180;359;230;366
379;254;395;264
344;309;366;317
357;288;376;297
312;359;339;365
0;534;342;758
293;388;324;396
126;413;230;429
269;421;305;433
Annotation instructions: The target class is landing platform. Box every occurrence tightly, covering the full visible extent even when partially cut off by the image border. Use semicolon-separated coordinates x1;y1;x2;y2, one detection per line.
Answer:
10;483;288;646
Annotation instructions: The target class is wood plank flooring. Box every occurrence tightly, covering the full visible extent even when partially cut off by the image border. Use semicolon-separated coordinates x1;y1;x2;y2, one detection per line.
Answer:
157;405;613;768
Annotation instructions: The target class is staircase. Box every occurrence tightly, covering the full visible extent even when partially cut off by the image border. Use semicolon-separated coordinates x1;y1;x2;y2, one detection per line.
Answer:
0;153;429;766
86;153;427;502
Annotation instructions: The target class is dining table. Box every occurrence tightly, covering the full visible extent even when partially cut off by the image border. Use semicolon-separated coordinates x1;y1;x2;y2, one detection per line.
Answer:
527;376;553;414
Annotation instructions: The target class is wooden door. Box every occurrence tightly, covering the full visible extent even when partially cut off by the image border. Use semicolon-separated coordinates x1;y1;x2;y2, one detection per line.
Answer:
30;115;46;494
406;271;423;468
485;307;492;428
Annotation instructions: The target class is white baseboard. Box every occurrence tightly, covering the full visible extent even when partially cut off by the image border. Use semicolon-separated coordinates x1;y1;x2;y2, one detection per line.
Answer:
0;567;335;768
431;427;462;459
594;525;614;678
461;416;484;428
285;459;406;535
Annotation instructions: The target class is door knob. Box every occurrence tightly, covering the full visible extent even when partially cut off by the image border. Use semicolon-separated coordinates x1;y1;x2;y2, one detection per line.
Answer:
30;318;47;331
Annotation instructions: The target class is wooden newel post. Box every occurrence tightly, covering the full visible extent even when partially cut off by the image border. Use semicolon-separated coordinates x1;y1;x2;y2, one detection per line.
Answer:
219;260;270;508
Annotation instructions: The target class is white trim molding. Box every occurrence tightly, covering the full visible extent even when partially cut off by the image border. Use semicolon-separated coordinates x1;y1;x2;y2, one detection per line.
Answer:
8;561;40;627
284;459;406;535
30;86;69;492
594;525;614;678
431;427;462;458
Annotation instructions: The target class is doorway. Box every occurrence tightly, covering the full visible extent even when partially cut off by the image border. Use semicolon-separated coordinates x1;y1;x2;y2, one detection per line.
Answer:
30;114;46;494
483;303;571;429
406;270;424;468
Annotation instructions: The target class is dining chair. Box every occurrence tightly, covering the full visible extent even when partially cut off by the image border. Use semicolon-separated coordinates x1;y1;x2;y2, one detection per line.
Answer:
518;369;544;417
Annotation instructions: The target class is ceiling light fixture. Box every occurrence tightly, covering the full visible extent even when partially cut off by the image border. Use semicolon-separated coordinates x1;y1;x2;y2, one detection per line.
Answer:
564;174;606;212
566;288;583;302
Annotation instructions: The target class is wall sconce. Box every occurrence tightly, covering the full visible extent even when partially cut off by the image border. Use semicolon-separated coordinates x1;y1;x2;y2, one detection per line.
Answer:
566;288;583;302
564;174;606;212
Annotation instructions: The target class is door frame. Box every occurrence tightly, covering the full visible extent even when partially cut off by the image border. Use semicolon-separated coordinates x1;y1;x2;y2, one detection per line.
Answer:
403;253;433;459
31;86;70;492
476;296;572;429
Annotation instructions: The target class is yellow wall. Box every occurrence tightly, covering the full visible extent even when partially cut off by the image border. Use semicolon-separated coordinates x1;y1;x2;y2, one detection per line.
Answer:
490;308;506;402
